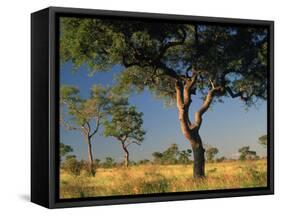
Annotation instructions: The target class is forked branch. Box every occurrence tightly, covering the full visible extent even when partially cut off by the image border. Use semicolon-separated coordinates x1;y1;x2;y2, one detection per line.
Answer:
194;79;222;129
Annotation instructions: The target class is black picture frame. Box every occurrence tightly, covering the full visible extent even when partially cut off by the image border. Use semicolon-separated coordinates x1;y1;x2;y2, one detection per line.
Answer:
31;6;274;209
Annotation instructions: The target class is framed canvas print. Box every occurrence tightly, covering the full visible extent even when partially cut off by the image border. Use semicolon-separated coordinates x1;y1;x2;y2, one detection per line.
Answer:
31;7;274;208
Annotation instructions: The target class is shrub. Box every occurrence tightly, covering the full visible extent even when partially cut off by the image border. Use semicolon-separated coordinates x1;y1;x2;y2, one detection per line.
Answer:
64;155;82;176
80;160;97;176
216;156;226;162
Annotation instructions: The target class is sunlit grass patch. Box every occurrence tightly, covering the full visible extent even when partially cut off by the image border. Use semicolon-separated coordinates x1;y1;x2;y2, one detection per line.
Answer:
60;159;267;199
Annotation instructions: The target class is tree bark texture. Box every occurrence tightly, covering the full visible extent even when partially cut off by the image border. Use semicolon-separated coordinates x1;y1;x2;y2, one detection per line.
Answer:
121;142;129;167
175;72;219;178
86;135;95;176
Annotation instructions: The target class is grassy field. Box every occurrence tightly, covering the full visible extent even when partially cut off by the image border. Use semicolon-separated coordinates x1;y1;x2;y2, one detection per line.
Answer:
59;159;267;199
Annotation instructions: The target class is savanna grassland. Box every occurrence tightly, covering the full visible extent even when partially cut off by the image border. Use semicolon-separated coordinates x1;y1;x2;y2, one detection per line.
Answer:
59;159;267;199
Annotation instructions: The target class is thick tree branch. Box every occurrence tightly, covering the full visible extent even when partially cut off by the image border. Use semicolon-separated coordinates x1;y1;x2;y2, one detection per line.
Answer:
81;124;90;136
175;81;184;110
157;61;181;80
89;115;101;139
156;27;187;62
225;87;249;101
194;80;222;129
175;81;193;139
122;28;187;82
125;139;141;148
183;70;198;105
122;54;141;68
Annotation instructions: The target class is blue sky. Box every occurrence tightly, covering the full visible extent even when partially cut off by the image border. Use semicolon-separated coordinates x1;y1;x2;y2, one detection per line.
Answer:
60;61;267;162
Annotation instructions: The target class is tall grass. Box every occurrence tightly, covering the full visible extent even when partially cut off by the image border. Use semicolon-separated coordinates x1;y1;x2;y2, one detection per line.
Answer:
60;159;267;199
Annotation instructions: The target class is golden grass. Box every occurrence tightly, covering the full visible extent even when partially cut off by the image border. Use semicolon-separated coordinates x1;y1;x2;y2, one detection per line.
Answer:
59;159;267;199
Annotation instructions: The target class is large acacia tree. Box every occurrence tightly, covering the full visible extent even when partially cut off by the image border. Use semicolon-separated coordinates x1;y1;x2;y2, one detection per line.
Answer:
60;17;268;177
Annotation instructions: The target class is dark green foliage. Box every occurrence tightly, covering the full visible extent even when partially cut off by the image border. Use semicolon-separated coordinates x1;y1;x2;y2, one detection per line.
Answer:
216;156;226;163
137;159;151;165
178;149;192;164
258;134;267;147
161;143;180;164
152;152;164;164
60;143;73;161
103;98;145;166
206;147;219;162
103;101;145;145
60;85;110;128
238;146;258;160
60;18;268;106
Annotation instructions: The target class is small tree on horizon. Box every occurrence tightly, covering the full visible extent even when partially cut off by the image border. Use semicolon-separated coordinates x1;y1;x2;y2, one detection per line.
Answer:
178;149;192;164
206;147;219;162
60;143;73;162
152;152;164;164
258;134;267;148
103;157;115;168
238;146;257;160
161;143;180;164
152;144;192;164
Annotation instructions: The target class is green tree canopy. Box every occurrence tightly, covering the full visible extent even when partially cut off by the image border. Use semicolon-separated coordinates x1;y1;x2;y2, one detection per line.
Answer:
161;143;180;164
238;146;257;160
206;147;219;162
60;143;73;161
258;134;267;147
152;144;191;164
60;17;267;106
60;85;111;175
152;152;163;164
104;99;145;167
178;149;192;164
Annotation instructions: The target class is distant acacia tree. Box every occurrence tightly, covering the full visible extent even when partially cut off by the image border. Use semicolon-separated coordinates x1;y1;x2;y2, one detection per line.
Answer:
161;143;180;164
104;100;145;167
152;152;163;164
103;157;115;168
216;156;226;162
178;149;192;164
60;85;110;175
138;159;150;165
152;144;191;164
258;134;267;147
206;147;219;162
60;18;268;177
60;143;73;162
238;146;257;160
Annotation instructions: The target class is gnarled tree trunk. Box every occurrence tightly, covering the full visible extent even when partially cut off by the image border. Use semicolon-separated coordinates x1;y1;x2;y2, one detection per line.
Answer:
86;136;94;165
175;72;221;178
190;133;205;177
85;135;95;176
82;120;100;176
121;142;129;167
